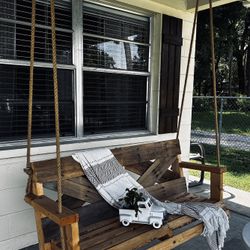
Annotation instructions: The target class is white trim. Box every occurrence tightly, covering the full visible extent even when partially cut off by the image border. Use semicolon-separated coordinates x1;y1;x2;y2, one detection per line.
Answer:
0;59;75;70
73;0;84;137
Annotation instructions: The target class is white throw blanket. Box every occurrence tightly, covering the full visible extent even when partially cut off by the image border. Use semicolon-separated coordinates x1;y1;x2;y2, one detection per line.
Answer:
72;148;229;250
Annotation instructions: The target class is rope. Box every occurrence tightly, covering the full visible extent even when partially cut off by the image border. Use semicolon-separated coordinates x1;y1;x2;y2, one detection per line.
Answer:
209;0;221;167
26;0;36;194
50;0;66;248
176;0;199;139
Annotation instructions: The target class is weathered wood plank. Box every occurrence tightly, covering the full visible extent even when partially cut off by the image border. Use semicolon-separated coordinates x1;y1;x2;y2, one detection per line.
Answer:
138;159;161;186
25;195;79;226
125;161;152;176
31;140;181;183
80;224;147;249
210;172;224;201
62;179;102;204
32;182;44;196
146;177;187;201
179;161;227;173
148;223;203;250
108;226;173;250
171;156;183;177
34;210;46;250
160;169;180;182
81;210;200;250
113;139;181;166
65;222;80;250
138;156;177;187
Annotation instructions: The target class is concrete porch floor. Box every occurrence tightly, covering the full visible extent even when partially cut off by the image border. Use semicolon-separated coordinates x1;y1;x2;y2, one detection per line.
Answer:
21;177;250;250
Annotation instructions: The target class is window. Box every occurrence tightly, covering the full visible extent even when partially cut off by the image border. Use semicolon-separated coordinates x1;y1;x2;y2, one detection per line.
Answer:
83;3;150;134
0;0;151;144
0;0;74;142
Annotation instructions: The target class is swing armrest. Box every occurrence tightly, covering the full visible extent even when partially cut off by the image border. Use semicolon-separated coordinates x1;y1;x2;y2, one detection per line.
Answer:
179;161;227;173
179;162;226;202
25;194;79;226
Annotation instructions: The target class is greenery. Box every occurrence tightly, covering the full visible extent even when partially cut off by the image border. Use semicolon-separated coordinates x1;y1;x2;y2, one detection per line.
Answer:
195;2;250;96
120;188;145;217
192;111;250;136
190;144;250;191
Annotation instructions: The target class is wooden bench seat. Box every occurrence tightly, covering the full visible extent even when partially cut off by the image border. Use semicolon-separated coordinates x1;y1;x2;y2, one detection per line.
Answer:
24;139;226;250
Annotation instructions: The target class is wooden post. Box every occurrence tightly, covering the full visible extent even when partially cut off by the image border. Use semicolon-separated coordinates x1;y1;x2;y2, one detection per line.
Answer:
172;156;184;177
33;182;44;196
34;210;49;250
210;172;223;201
65;222;80;250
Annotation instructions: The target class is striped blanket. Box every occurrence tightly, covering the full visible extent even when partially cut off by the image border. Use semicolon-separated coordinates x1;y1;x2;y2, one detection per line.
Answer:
72;148;229;250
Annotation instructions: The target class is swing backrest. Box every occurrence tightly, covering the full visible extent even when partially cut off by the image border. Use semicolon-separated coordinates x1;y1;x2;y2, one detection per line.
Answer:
31;139;187;204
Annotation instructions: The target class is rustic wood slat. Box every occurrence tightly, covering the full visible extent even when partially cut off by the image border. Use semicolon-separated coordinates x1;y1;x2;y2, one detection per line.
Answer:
148;223;204;250
32;182;44;196
179;161;227;173
210;172;223;201
31;140;181;183
171;156;183;177
159;169;180;182
138;159;161;186
139;156;179;187
62;179;102;204
109;227;173;250
79;217;118;236
34;210;46;250
125;162;152;176
146;177;187;201
25;195;79;226
112;139;181;166
65;222;80;250
80;204;207;250
80;220;120;240
80;223;146;249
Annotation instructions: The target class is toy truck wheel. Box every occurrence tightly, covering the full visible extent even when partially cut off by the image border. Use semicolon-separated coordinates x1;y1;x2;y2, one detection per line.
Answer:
152;221;161;229
121;219;130;227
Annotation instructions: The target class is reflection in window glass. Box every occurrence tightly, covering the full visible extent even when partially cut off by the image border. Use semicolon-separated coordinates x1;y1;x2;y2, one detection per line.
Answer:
84;37;148;71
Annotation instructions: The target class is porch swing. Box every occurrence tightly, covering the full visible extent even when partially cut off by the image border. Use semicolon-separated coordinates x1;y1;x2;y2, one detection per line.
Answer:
24;0;227;249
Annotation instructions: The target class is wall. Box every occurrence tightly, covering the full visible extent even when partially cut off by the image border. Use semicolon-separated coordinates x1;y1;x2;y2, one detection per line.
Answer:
0;1;196;249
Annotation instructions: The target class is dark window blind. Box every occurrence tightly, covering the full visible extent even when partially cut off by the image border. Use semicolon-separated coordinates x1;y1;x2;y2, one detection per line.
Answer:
0;0;74;142
84;72;147;134
0;0;72;64
0;65;74;141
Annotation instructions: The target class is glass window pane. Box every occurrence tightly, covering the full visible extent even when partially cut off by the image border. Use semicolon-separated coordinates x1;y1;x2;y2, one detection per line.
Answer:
83;37;149;71
0;65;74;141
0;0;72;64
83;6;149;43
83;72;147;134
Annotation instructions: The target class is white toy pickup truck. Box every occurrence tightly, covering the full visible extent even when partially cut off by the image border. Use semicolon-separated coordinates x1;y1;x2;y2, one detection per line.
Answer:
119;198;165;229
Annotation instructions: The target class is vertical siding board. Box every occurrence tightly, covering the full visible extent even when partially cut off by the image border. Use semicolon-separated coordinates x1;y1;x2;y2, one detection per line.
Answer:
159;15;182;134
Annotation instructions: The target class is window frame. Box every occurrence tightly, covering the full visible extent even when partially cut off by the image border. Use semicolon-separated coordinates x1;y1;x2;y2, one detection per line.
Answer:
75;0;153;138
0;0;75;144
0;0;158;148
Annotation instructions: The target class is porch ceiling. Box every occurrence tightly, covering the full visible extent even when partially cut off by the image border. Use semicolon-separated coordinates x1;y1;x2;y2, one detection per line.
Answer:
150;0;240;12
